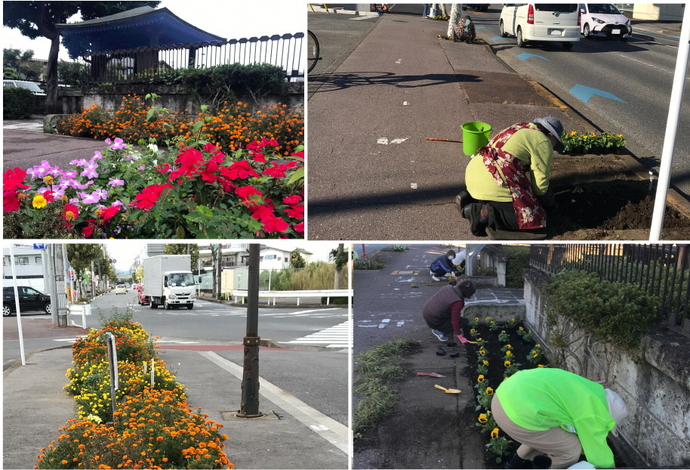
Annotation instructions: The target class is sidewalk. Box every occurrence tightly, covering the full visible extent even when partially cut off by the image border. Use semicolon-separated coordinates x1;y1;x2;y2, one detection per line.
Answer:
3;337;349;469
353;244;524;469
307;10;600;240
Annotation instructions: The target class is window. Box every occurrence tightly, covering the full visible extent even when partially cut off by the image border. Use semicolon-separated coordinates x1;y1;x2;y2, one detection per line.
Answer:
17;257;29;265
265;255;277;260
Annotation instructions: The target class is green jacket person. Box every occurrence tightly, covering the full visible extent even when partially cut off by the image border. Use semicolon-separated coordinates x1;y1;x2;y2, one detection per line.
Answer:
492;368;628;469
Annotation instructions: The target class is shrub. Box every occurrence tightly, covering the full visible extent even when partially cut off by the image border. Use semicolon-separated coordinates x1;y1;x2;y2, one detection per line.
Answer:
546;270;658;351
3;86;34;119
354;255;385;270
503;246;530;288
180;63;286;110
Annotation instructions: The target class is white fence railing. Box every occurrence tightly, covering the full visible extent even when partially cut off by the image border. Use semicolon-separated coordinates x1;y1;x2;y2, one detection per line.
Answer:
232;289;351;306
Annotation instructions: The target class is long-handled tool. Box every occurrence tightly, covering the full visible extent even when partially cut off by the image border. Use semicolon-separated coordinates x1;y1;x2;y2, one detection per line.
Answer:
417;372;446;378
426;137;463;143
435;384;461;394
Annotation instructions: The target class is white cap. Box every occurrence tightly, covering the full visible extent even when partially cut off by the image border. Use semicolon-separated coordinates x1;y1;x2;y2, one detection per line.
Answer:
604;388;628;436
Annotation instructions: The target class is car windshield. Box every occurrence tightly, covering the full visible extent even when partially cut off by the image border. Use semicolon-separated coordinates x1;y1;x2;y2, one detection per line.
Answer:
536;4;578;12
167;273;195;287
587;4;621;14
16;82;43;92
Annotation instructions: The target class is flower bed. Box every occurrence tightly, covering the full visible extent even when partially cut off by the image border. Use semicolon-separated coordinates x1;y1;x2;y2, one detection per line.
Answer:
36;315;233;469
57;96;304;158
4;136;303;239
561;131;625;155
466;317;549;467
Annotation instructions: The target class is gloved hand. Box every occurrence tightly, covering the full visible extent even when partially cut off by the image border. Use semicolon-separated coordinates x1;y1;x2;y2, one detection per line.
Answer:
538;187;559;213
457;335;469;344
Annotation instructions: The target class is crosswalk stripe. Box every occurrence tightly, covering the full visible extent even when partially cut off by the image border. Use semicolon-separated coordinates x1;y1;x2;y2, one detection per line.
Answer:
285;320;352;349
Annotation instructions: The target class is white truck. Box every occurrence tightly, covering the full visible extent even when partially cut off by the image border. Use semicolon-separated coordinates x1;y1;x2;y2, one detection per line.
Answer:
142;255;196;310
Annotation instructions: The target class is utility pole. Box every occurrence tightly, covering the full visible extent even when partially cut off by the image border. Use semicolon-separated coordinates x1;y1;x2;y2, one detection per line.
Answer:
237;244;262;418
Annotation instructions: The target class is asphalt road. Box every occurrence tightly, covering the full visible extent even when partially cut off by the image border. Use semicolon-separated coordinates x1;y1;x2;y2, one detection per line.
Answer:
3;291;350;425
471;7;690;197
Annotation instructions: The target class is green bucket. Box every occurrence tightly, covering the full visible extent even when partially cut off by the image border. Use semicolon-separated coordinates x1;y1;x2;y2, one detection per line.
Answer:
461;121;492;156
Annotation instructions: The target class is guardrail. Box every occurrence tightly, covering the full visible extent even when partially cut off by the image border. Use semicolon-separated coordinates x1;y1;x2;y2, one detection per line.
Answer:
232;289;351;306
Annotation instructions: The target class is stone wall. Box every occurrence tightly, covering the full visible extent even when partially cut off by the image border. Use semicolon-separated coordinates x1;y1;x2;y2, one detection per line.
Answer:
81;83;304;114
523;268;690;468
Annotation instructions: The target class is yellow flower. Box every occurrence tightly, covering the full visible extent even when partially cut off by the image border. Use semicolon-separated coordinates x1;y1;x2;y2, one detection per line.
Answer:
505;344;512;349
477;375;485;383
486;387;494;396
491;428;500;439
32;194;47;209
538;364;545;368
44;175;54;184
483;360;489;366
504;360;511;367
478;413;488;424
505;351;513;357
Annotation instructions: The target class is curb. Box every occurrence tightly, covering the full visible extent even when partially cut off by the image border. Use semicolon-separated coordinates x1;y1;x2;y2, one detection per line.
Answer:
308;5;380;17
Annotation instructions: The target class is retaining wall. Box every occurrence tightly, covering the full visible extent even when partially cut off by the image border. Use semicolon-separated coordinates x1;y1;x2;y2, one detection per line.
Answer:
523;268;690;468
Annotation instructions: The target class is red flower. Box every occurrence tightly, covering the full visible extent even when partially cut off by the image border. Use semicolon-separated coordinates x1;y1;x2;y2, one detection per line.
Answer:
81;224;94;238
63;204;80;221
176;147;205;170
283;195;302;205
262;216;289;233
251;152;266;163
225;161;259;180
99;206;119;223
3;191;21;212
294;222;304;234
131;184;173;210
3;168;30;192
250;204;276;221
285;204;304;220
235;186;264;209
262;162;289;178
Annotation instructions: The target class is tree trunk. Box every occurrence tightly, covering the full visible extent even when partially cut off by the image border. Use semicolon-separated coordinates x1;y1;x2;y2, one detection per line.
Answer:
334;243;344;289
447;4;462;39
45;30;61;114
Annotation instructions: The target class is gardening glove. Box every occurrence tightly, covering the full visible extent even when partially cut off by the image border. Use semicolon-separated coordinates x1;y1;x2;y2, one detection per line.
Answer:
538;187;559;213
457;335;469;344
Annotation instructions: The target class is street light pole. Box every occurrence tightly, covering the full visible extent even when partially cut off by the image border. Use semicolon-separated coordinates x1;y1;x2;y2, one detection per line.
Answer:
237;243;263;418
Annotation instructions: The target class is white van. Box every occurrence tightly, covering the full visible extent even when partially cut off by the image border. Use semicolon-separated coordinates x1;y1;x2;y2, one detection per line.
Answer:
499;4;581;49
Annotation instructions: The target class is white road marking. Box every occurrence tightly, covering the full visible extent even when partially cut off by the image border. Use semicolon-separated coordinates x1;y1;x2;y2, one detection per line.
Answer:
285;320;351;349
200;351;349;455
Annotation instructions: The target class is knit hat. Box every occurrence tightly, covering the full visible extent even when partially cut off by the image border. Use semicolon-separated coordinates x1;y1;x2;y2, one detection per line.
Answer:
533;117;564;144
604;388;628;436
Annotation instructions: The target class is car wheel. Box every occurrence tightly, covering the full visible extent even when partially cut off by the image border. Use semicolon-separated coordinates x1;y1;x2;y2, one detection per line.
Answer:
499;20;507;37
165;301;172;310
150;301;157;309
562;42;574;50
583;23;591;37
44;302;52;315
187;304;194;310
516;27;526;47
3;304;13;316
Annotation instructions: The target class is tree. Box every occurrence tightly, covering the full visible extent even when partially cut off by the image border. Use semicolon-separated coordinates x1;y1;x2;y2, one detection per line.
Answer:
3;1;159;113
163;244;200;273
447;4;462;39
330;244;347;289
66;244;107;298
290;249;306;269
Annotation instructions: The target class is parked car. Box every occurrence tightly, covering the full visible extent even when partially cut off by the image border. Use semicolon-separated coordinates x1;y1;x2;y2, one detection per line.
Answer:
137;285;150;306
3;286;51;316
580;4;632;40
499;3;581;49
114;284;128;295
3;79;46;96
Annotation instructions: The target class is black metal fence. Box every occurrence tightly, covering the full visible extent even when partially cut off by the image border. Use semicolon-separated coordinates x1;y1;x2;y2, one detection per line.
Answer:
67;32;305;85
530;244;690;327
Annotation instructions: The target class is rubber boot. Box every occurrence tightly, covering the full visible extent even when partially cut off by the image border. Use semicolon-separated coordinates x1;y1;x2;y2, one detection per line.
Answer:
505;453;533;469
533;456;551;469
